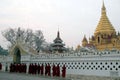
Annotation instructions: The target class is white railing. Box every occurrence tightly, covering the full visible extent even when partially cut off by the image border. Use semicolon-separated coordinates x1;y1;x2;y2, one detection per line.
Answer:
0;50;120;63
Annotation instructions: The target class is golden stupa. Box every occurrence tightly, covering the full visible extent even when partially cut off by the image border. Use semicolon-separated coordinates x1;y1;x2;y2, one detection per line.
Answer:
81;1;120;51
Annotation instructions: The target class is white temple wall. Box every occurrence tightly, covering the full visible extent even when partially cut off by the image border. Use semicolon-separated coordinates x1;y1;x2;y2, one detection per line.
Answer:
0;51;120;77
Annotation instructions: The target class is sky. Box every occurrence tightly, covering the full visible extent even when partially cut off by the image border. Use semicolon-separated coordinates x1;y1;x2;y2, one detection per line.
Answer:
0;0;120;49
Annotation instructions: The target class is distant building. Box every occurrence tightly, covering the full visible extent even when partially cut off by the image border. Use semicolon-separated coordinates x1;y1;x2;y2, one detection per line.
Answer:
50;31;67;53
82;2;120;51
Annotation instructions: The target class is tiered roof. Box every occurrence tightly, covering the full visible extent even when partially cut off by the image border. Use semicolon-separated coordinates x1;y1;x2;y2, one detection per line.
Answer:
94;1;116;36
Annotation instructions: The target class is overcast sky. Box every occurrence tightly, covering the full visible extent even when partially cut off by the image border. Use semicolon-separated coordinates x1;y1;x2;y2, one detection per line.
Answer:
0;0;120;49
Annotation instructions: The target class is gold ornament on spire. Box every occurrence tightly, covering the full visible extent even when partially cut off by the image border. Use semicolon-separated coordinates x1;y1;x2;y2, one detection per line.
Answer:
94;1;116;36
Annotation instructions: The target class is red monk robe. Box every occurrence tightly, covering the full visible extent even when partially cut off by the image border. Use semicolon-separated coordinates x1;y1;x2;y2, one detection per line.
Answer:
56;64;60;77
41;64;44;75
62;65;66;78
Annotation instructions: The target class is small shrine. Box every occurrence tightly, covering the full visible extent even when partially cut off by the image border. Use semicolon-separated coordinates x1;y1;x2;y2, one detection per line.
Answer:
50;31;66;53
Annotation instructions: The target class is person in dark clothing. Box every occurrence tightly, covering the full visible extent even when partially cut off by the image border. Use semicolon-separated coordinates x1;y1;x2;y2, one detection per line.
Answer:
37;63;40;74
62;64;66;78
48;63;51;76
41;64;44;75
56;64;60;77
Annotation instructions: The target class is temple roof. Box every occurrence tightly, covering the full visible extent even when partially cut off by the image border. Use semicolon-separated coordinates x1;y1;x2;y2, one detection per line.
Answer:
54;31;63;43
94;1;116;36
82;35;88;42
51;30;66;53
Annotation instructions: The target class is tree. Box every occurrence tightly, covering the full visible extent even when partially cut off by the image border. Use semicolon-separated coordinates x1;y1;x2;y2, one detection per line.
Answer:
2;27;46;52
33;30;45;52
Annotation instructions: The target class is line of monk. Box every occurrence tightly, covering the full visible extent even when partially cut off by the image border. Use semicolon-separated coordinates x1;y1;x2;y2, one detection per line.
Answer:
52;64;66;77
0;63;2;70
28;63;44;75
9;63;27;73
28;63;52;76
45;63;51;76
28;63;66;77
8;63;66;78
52;64;60;77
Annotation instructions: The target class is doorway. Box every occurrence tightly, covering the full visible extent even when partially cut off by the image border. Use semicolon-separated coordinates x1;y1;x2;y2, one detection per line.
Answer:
13;47;21;64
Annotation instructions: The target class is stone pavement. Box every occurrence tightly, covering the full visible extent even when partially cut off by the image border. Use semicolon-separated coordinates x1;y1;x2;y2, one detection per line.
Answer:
66;74;120;80
1;71;120;80
0;71;71;80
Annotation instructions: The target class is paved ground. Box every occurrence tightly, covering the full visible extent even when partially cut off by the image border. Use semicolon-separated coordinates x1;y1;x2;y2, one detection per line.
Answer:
0;71;71;80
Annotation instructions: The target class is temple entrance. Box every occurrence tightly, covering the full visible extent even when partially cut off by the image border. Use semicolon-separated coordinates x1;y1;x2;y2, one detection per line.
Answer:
13;47;21;64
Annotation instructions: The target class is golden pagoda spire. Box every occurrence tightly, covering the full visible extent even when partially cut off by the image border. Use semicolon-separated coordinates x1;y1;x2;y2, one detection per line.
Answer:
94;1;116;36
102;0;106;15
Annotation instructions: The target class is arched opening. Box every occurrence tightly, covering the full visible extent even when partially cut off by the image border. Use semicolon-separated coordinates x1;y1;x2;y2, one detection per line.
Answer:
13;47;21;64
98;37;100;44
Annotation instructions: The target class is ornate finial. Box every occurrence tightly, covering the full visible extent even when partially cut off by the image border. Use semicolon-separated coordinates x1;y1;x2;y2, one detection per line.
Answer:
102;0;106;15
82;35;87;42
57;25;60;38
57;31;60;38
102;0;105;10
18;27;21;37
